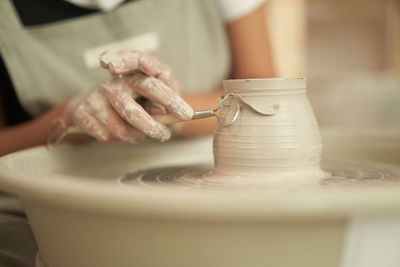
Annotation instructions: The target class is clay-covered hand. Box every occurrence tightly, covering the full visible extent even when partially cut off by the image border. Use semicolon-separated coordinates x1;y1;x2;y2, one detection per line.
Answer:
100;50;181;92
63;51;193;143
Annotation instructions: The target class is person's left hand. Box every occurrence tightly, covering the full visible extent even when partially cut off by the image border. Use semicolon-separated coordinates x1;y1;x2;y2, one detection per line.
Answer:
62;50;193;143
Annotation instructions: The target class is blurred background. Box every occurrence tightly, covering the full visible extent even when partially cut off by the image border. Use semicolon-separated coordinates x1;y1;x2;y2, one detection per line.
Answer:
266;0;400;128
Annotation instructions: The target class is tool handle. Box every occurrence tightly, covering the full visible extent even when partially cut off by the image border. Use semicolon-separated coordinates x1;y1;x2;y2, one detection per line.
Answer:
49;111;212;147
151;114;183;125
153;110;215;124
62;113;201;138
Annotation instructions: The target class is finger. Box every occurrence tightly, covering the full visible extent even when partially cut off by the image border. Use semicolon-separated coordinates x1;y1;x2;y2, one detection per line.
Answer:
102;82;172;142
127;73;194;120
86;91;146;143
139;100;182;124
101;77;141;99
73;104;113;143
142;100;166;115
100;50;142;75
138;54;181;92
100;51;180;93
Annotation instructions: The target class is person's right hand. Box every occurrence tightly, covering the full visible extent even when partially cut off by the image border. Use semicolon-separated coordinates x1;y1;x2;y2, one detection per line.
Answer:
63;50;194;143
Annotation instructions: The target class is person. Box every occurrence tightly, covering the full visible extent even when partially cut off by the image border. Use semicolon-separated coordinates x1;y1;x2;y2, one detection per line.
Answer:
0;0;275;265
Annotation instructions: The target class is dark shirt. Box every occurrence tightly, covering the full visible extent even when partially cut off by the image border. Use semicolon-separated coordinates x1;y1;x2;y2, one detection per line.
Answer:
0;0;134;125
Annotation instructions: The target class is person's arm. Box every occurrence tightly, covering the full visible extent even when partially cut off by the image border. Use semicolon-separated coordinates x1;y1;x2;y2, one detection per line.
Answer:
0;101;68;156
0;50;194;156
0;3;274;154
0;90;6;127
176;3;275;137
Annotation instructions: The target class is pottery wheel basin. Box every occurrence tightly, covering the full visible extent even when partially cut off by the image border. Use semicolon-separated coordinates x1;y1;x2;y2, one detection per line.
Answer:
1;128;400;267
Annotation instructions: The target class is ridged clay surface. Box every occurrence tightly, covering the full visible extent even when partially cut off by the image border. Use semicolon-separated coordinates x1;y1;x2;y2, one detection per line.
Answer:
211;78;328;185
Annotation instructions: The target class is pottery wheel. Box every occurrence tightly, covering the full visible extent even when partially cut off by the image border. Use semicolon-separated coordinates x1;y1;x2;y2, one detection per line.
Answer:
118;159;400;190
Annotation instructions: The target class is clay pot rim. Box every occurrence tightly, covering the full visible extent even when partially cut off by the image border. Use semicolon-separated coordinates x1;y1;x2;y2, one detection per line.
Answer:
223;78;306;91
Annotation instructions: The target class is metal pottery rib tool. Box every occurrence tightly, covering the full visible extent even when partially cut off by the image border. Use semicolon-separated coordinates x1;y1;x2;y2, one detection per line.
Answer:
152;93;239;126
154;92;280;125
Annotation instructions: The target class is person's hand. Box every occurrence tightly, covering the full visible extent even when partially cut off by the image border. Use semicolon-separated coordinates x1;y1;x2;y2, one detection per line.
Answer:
63;50;194;143
100;50;181;92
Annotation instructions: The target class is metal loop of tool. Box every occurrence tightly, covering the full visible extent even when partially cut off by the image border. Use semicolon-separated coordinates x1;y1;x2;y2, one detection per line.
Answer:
47;117;68;148
192;93;240;127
